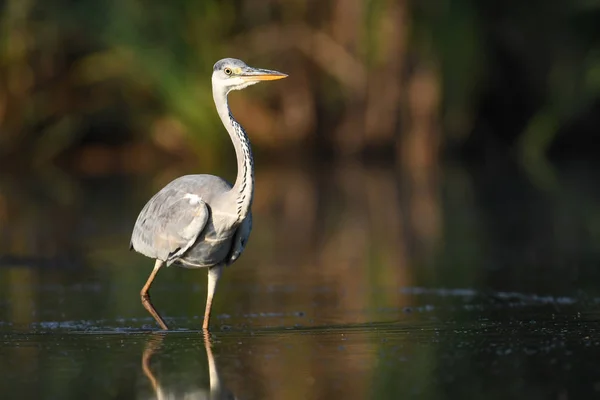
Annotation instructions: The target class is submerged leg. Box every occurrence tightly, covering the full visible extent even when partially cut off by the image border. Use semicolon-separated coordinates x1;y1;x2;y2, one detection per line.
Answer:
141;259;168;330
203;265;223;330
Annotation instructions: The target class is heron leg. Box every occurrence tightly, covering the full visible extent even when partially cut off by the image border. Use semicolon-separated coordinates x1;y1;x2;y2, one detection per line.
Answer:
203;265;223;330
141;259;169;330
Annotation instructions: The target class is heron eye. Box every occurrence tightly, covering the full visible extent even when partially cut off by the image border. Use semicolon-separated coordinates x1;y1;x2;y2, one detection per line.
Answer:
224;68;232;75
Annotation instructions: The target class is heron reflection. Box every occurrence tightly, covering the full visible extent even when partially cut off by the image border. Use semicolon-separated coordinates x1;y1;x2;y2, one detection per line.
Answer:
141;332;235;400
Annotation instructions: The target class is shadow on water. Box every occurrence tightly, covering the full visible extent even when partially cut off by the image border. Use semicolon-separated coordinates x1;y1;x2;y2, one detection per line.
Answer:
2;159;600;398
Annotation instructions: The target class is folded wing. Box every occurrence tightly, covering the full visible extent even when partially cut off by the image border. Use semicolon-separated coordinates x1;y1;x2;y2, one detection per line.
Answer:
130;187;209;265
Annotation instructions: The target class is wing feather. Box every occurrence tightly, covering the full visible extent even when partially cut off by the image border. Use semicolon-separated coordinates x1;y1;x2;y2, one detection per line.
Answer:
130;183;209;264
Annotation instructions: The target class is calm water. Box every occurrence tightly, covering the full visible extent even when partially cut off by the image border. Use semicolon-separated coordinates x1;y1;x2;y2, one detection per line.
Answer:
1;160;600;399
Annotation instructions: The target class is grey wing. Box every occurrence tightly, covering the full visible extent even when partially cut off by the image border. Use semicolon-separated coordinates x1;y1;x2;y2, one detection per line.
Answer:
226;212;252;266
130;187;209;265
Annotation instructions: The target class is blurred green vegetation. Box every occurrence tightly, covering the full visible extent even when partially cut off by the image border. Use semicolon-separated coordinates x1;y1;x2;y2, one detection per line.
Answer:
0;0;598;174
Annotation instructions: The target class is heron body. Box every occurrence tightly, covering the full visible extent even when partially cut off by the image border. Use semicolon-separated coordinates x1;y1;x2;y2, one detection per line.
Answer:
131;174;251;268
129;58;287;330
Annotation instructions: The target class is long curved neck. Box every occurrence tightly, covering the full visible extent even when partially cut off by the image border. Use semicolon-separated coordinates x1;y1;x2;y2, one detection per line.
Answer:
213;85;254;222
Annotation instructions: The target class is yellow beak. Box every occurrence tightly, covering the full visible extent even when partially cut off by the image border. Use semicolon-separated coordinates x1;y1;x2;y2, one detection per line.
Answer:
241;68;288;82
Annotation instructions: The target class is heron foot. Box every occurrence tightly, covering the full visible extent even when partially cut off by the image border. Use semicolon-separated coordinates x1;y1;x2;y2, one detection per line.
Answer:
141;292;169;330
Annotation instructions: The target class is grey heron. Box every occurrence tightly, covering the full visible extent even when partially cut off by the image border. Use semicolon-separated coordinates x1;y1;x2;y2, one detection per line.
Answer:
130;58;287;330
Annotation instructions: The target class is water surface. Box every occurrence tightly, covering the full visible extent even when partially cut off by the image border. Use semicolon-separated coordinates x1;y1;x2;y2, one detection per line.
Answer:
1;161;600;399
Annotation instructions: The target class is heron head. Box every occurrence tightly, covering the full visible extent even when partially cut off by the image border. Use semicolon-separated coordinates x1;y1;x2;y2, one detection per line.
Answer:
212;58;287;93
